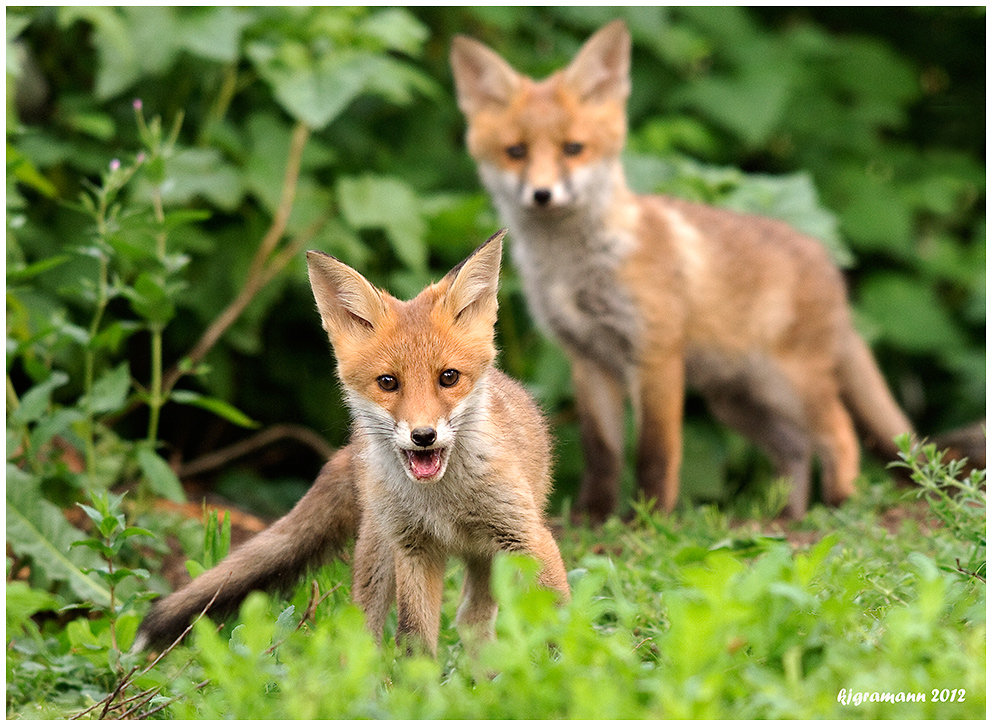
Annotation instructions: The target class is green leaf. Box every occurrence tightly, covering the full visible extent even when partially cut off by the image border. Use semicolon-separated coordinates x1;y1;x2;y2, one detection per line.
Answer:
125;272;175;326
58;7;139;100
336;174;426;273
5;465;110;606
79;362;131;415
136;445;186;502
857;273;967;354
9;371;69;427
837;171;913;255
174;6;250;63
28;406;84;454
6;581;60;635
5;254;72;284
6;142;59;198
359;8;428;55
247;43;372;130
170;390;260;429
150;148;243;212
275;604;298;641
74;502;104;524
120;526;156;540
72;539;115;559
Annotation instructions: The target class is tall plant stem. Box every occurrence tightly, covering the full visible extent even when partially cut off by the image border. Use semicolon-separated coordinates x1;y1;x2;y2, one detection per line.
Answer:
83;198;112;483
146;175;168;446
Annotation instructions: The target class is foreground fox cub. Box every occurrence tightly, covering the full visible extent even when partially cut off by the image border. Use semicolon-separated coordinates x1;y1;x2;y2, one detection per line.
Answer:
451;21;915;521
137;232;569;654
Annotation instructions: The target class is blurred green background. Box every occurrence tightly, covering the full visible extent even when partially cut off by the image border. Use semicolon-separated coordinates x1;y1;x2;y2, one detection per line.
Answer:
6;7;985;515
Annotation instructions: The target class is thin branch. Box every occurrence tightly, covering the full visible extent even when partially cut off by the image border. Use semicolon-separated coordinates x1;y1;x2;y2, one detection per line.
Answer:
71;572;232;721
137;679;211;720
176;423;335;479
264;580;342;655
161;121;312;394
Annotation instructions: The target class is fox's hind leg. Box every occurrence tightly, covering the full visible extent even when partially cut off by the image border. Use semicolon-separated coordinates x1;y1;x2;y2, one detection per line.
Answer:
705;388;814;518
570;356;627;522
797;380;860;509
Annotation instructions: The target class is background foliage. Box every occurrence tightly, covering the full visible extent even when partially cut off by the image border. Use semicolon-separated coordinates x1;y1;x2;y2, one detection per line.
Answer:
5;6;985;720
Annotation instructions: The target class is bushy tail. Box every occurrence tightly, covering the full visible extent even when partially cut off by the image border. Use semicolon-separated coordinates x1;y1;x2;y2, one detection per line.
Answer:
839;329;986;474
931;419;987;471
838;328;915;461
135;445;360;650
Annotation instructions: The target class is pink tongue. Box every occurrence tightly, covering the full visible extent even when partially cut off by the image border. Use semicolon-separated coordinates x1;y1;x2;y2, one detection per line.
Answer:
408;450;442;479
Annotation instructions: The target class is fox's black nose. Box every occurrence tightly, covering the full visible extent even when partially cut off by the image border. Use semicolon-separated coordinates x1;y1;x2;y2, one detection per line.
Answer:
533;188;552;206
411;427;436;447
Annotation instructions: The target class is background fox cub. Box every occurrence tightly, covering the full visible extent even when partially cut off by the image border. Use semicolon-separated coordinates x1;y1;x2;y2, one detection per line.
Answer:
137;232;569;654
451;20;918;521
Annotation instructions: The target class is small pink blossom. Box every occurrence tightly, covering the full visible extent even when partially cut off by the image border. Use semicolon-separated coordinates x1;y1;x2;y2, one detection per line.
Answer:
136;152;146;164
133;98;143;111
109;159;121;172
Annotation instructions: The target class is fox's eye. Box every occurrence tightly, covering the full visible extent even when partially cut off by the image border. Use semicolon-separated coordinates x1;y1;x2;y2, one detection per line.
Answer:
505;143;527;160
439;369;460;388
377;374;399;392
563;141;584;157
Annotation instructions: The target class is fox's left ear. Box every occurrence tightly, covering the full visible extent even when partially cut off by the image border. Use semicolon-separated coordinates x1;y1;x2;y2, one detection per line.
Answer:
442;229;505;327
562;19;631;103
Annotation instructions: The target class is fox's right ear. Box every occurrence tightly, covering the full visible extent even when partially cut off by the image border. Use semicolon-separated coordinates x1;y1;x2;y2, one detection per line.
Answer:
306;251;388;342
450;35;521;116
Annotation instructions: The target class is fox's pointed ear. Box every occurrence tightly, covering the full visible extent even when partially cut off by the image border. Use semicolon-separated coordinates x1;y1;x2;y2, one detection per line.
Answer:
442;229;505;327
450;35;521;116
562;19;631;103
306;251;388;342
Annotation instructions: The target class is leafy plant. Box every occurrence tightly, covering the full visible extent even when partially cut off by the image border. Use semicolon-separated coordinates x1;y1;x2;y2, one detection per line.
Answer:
891;433;986;582
70;490;154;655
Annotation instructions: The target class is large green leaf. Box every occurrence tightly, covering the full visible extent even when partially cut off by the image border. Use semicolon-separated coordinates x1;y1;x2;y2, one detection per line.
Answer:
5;465;110;606
136;444;186;502
336;175;427;273
170;389;260;429
79;362;131;415
247;44;377;130
8;371;69;427
857;273;968;355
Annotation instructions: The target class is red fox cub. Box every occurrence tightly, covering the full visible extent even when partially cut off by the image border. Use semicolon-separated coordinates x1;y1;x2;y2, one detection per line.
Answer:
450;21;915;521
137;231;569;655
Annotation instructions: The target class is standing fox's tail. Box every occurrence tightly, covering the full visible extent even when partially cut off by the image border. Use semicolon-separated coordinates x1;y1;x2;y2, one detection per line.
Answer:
134;446;360;650
837;328;916;462
839;327;987;471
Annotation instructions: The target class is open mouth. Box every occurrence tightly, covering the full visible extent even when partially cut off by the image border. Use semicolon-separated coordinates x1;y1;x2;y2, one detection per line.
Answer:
402;447;449;482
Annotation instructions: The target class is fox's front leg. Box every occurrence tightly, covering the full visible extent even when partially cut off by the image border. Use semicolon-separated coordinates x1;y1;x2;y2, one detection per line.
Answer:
527;525;571;600
634;349;685;513
570;355;627;522
393;549;446;656
351;519;396;641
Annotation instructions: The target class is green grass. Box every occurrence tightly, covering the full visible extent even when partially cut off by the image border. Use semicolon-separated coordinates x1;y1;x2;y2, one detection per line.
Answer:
6;447;986;720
